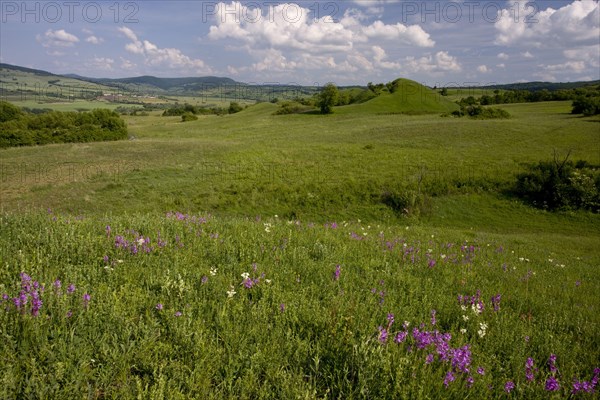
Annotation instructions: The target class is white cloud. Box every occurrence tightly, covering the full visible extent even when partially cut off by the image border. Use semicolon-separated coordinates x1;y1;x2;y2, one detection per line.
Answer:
495;1;599;48
405;51;461;75
120;57;136;70
85;57;114;71
522;51;534;59
497;52;509;60
497;63;506;69
206;2;434;79
118;27;210;73
564;45;600;69
477;65;490;73
36;29;79;48
85;36;104;45
362;21;434;47
542;61;586;73
353;0;399;16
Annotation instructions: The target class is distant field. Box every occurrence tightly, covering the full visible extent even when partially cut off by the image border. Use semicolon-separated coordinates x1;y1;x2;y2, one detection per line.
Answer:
1;97;599;398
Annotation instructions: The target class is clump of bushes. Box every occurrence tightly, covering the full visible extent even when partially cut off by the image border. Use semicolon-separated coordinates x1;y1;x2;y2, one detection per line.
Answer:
513;155;599;212
451;104;511;119
571;96;600;116
0;101;128;148
273;101;313;115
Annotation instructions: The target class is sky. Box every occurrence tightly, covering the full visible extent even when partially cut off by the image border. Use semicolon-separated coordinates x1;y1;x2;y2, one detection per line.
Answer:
1;0;599;86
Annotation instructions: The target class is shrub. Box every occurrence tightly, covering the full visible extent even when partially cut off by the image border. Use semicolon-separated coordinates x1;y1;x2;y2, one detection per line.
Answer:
181;113;198;122
514;155;599;212
571;96;600;116
228;102;243;114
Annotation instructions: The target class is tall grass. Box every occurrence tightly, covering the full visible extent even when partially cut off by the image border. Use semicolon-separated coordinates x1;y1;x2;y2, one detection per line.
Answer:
1;211;598;398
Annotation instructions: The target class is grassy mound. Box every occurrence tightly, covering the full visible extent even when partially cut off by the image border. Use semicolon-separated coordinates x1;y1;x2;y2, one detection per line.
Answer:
338;79;459;115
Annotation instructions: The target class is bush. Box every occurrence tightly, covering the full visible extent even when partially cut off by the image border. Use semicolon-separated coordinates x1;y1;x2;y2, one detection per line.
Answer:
181;113;198;122
228;102;243;114
514;156;599;212
571;96;600;116
0;103;128;148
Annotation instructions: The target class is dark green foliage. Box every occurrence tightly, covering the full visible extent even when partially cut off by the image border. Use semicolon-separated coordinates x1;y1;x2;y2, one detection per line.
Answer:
0;101;23;122
571;96;600;116
228;102;243;114
273;101;314;115
0;102;128;148
440;88;448;96
451;104;511;119
163;103;225;117
181;113;198;122
514;155;599;212
319;83;339;114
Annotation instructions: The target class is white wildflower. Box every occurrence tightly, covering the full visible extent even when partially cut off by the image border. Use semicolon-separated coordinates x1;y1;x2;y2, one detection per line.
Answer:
463;315;469;321
241;272;250;279
210;267;217;276
460;328;467;334
226;286;236;298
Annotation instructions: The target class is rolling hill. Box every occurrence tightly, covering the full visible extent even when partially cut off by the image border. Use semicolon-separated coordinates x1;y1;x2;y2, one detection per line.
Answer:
338;79;459;115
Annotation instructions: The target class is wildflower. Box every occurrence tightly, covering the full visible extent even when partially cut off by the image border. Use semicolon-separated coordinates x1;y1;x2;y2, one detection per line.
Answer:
226;286;236;298
210;267;217;276
491;294;501;312
478;322;488;338
279;303;285;313
66;310;73;318
67;284;76;294
477;367;485;376
525;357;536;382
403;321;410;330
333;264;341;281
425;354;434;364
467;375;474;388
548;354;558;374
82;293;91;308
174;311;182;317
31;292;42;316
243;278;254;289
394;331;407;343
431;309;437;326
387;313;395;326
156;303;163;310
545;376;560;391
201;276;208;284
378;326;388;344
444;371;455;388
460;328;467;334
53;279;61;290
462;315;469;321
504;380;515;393
241;272;250;280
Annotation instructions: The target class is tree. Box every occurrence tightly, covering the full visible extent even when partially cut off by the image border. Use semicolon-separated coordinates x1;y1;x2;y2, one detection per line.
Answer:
228;102;243;114
440;87;448;96
319;83;339;114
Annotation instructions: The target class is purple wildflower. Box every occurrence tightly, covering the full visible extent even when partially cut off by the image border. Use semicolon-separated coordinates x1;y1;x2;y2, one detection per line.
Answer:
106;225;111;238
333;264;341;281
525;357;536;382
444;371;455;388
156;303;163;310
548;354;558;374
431;309;437;326
428;258;436;268
545;376;560;392
394;331;407;343
67;284;76;294
66;310;73;318
174;311;182;317
378;326;388;344
243;278;254;289
279;303;285;313
491;294;501;312
477;367;485;376
425;354;434;364
467;375;474;388
201;276;208;284
450;344;472;374
387;313;395;326
82;293;91;308
504;381;515;393
31;292;42;316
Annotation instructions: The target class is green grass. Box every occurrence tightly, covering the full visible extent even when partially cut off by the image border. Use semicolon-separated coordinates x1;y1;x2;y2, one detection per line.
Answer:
0;97;599;398
0;212;598;398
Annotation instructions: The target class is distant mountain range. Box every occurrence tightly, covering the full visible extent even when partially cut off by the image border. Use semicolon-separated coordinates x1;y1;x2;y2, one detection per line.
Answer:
1;62;599;95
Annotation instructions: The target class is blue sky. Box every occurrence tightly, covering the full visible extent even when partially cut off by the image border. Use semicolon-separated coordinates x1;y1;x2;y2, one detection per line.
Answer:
1;0;598;86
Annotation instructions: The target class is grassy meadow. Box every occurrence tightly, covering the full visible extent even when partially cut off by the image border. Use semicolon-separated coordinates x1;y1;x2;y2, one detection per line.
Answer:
1;92;599;398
